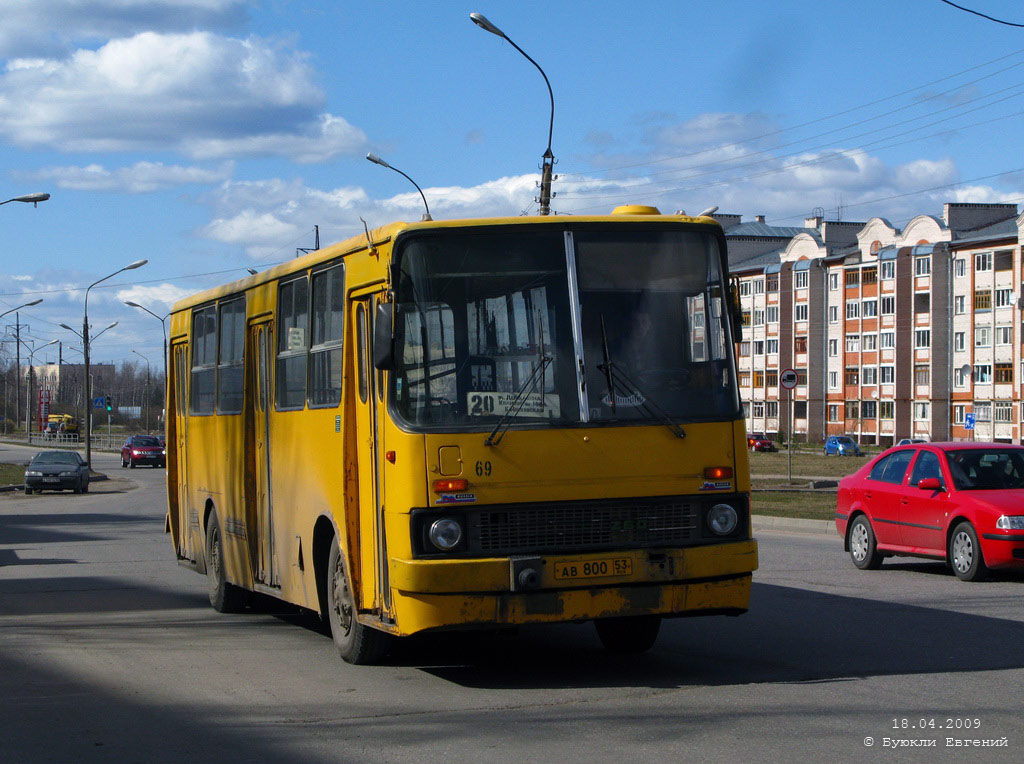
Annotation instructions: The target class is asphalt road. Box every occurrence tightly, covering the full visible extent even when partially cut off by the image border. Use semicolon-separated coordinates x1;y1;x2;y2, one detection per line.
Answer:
2;441;1022;763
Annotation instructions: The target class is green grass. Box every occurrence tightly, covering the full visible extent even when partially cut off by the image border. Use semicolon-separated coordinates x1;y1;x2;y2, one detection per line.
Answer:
747;449;859;520
750;490;838;521
0;463;25;487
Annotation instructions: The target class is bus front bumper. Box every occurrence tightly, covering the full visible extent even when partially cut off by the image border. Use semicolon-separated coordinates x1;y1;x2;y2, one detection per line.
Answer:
387;539;757;633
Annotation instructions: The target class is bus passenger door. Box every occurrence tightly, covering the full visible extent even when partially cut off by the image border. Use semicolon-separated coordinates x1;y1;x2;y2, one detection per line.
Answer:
171;342;195;562
246;320;277;587
351;294;390;618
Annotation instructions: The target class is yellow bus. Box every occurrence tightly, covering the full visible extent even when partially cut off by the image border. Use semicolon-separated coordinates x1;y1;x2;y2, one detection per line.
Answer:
166;204;758;663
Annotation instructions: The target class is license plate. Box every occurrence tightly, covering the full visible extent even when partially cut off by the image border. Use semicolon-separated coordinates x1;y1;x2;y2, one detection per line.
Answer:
553;557;633;581
43;477;60;483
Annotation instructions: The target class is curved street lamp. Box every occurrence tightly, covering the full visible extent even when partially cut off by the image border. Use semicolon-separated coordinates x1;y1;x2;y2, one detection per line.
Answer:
132;350;152;432
82;260;147;466
470;12;556;215
0;298;43;320
1;192;50;207
124;301;168;420
25;339;59;437
366;153;433;221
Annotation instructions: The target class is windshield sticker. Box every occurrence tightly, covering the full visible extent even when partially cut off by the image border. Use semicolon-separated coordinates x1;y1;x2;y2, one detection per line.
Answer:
601;391;645;407
700;481;733;491
467;391;560;418
287;326;305;351
436;492;476;504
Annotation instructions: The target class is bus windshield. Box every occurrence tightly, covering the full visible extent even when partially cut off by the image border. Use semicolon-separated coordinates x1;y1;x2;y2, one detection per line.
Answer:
391;225;738;430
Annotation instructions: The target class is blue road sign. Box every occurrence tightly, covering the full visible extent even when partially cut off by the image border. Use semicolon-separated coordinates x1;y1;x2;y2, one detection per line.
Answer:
965;412;976;430
93;396;106;409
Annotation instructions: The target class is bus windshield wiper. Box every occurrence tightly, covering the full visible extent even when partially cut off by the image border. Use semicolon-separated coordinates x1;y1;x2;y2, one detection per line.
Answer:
600;315;616;414
596;358;686;440
484;355;552;447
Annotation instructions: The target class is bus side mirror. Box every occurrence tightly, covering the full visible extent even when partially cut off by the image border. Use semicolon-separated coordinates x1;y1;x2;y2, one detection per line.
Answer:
373;302;396;370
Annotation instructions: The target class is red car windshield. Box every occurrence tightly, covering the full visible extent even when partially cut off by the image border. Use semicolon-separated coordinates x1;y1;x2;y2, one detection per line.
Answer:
945;449;1024;490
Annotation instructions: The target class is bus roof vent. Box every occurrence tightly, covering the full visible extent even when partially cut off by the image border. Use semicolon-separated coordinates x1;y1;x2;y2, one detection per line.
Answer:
611;204;661;215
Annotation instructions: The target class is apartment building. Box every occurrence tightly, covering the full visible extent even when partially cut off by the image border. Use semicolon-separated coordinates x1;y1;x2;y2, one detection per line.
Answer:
726;202;1022;446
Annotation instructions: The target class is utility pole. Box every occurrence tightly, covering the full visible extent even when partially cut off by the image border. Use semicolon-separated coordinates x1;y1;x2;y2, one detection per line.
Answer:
14;313;21;427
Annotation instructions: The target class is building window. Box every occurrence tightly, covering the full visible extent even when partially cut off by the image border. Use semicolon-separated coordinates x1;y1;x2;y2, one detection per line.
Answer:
796;369;808;386
739;342;751;357
915;257;931;276
863;333;877;350
880;331;895;349
995;249;1013;271
914;365;930;385
741;310;751;326
752;401;764;417
863;299;878;317
953;404;965;424
954;295;966;314
995;400;1012;423
766;274;779;292
753;340;764;355
794;336;808;354
954;332;965;352
794;400;807;418
766;339;779;354
974;402;991;422
862;268;877;285
845;335;860;352
914;329;930;348
738;372;750;386
996;288;1013;308
975;251;992;271
975;326;991;347
829;371;839;389
766;401;778;417
766;370;778;387
829;272;839;290
828;305;839;323
954;366;970;387
880;401;894;419
914;292;930;313
973;364;992;383
880;296;895;315
845;270;859;287
753;309;765;325
863;367;878;385
739;281;751;296
881;261;895;280
954;259;966;278
995;362;1013;384
881;366;895;384
845;367;859;385
974;290;992;311
766;305;779;324
794;303;808;321
753;279;765;294
828;404;839;422
846;301;860;319
845;400;860;419
996;326;1013;345
914;402;929;420
828;339;839;357
795;270;808;288
862;400;877;419
753;370;765;387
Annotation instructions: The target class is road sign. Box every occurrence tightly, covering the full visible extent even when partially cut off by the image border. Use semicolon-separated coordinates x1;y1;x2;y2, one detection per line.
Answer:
780;368;798;390
965;412;975;430
93;396;106;409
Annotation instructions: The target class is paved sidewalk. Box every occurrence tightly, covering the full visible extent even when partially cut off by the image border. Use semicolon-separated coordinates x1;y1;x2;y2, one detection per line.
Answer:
752;515;836;536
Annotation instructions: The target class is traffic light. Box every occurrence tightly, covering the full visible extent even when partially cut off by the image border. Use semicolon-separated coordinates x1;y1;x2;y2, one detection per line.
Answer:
105;396;112;412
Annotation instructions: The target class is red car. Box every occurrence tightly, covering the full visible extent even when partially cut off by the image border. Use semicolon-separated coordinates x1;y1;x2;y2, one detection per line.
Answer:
836;442;1024;581
748;436;776;452
121;435;165;468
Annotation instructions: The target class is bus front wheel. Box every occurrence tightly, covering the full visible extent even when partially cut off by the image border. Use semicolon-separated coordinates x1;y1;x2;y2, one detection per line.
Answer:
594;615;661;654
205;511;248;613
326;540;391;664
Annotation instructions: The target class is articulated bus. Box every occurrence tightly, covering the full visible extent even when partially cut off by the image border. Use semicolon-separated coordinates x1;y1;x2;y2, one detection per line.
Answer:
166;204;758;663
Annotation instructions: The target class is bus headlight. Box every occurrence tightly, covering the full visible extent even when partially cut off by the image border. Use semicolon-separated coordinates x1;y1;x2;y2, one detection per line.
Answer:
707;504;739;535
428;518;463;551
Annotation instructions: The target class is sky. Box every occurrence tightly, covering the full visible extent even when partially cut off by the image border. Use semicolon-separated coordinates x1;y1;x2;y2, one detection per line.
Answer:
2;0;1024;373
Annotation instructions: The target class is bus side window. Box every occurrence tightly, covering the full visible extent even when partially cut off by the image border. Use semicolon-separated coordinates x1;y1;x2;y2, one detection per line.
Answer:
356;304;368;403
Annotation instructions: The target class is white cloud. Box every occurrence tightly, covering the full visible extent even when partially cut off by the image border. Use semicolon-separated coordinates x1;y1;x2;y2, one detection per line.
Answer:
0;31;368;162
0;0;248;58
117;284;193;313
26;161;234;192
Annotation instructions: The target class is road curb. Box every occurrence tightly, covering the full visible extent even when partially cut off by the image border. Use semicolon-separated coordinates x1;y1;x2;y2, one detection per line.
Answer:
752;515;836;536
0;471;109;493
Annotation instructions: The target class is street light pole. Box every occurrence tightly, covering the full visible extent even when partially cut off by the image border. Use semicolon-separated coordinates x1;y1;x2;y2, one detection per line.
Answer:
0;300;43;430
132;350;151;432
82;260;147;467
25;339;58;440
470;13;556;215
124;301;168;427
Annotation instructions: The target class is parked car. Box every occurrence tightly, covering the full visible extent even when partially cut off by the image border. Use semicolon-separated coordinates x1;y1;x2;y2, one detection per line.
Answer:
824;435;862;456
121;435;165;468
748;436;776;452
896;438;928;446
836;442;1024;581
24;450;90;494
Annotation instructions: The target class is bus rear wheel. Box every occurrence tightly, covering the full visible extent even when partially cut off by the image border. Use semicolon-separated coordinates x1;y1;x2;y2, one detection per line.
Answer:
326;540;391;664
594;615;661;654
205;511;248;613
